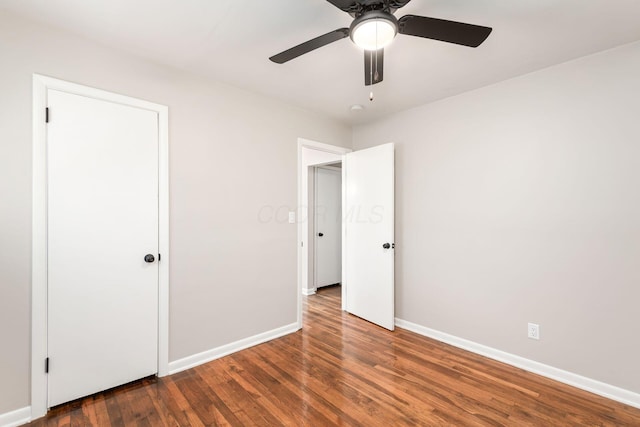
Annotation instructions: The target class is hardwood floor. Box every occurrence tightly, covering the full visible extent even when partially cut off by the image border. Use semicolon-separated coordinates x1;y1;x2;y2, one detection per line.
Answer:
28;285;640;426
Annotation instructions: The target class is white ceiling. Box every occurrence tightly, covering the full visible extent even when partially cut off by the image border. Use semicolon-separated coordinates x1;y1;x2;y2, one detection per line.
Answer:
3;0;640;125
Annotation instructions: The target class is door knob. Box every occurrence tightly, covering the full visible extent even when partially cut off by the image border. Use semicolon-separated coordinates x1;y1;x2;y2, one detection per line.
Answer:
318;232;324;237
382;243;391;249
144;254;155;263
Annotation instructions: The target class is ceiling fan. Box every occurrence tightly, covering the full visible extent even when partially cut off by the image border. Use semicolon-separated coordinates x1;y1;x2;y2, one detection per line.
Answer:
270;0;492;86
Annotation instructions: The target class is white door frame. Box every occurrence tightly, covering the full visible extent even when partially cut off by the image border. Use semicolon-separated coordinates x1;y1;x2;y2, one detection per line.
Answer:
297;138;350;328
31;74;170;419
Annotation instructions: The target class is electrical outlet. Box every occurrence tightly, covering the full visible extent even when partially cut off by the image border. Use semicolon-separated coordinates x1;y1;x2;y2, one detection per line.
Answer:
528;323;540;340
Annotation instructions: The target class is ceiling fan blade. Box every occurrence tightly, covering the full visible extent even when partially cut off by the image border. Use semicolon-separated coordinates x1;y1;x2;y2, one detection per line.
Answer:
325;0;357;13
398;15;492;48
269;28;349;64
364;48;384;86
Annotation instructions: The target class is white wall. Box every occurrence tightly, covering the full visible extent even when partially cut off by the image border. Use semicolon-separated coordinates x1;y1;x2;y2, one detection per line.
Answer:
353;41;640;394
0;10;350;415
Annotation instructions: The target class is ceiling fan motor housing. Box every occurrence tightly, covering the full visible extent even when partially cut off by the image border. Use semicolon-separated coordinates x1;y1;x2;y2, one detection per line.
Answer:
346;0;413;17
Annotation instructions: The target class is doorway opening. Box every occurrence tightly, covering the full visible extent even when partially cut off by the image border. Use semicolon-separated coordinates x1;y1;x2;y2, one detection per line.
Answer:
309;162;342;303
296;139;350;328
296;138;395;332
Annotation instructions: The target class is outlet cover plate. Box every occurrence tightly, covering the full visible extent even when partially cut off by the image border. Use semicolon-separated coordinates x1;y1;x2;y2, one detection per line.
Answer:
528;322;540;340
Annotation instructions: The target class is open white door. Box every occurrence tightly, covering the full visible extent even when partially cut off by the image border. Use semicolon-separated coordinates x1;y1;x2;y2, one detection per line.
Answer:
345;143;394;330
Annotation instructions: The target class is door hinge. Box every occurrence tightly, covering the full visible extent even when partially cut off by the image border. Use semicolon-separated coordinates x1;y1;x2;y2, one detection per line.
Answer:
158;253;161;261
45;357;49;374
45;107;50;123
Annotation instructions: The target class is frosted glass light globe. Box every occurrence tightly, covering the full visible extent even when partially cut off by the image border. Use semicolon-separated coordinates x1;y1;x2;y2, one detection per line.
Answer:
350;13;398;50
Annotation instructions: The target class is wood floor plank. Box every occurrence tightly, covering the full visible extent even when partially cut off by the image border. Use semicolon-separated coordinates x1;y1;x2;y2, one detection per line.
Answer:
26;285;640;426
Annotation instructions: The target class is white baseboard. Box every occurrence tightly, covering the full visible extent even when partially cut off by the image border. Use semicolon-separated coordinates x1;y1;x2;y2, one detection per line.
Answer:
0;407;30;427
168;322;299;375
395;318;640;410
302;287;316;296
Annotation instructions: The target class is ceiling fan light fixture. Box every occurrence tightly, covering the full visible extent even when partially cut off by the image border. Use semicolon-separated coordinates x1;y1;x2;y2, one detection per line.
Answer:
350;11;398;50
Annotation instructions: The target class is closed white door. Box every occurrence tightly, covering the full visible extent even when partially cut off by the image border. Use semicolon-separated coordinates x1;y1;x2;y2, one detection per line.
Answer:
47;89;159;406
315;167;342;288
345;143;395;330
